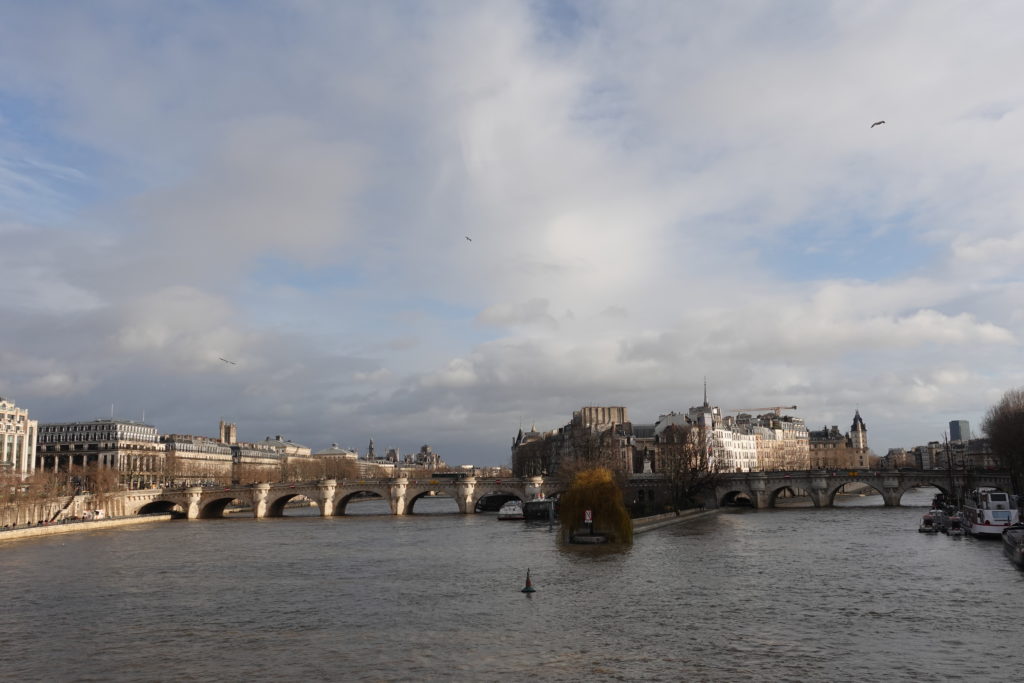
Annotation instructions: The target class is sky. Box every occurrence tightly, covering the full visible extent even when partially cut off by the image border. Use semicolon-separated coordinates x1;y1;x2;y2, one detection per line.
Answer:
2;1;1024;466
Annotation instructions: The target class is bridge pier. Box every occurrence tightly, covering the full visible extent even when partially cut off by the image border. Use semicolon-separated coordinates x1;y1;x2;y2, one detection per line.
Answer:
881;476;901;506
317;479;336;517
748;472;769;509
252;483;270;519
454;477;476;514
808;472;829;507
185;487;203;520
390;477;408;515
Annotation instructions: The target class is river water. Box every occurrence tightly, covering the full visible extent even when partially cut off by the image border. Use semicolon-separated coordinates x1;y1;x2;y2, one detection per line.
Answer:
2;488;1022;682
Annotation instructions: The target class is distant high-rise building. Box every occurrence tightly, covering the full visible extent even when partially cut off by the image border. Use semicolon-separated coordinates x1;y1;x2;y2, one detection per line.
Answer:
949;420;971;443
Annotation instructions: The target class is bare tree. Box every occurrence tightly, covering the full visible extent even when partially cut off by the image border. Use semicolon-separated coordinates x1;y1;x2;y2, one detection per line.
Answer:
557;426;631;487
323;458;359;480
982;387;1024;496
657;424;723;512
78;465;121;512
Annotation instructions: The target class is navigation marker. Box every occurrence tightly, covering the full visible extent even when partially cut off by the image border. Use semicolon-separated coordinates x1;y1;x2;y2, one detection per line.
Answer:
521;568;536;594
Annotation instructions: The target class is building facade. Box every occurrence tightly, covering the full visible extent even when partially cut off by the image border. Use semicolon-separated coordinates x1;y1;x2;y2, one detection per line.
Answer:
1;397;38;479
808;410;872;469
511;402;818;477
36;419;164;487
160;434;234;485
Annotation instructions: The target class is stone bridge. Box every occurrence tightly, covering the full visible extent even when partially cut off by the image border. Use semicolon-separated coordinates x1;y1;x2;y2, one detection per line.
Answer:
715;469;1013;509
119;476;559;519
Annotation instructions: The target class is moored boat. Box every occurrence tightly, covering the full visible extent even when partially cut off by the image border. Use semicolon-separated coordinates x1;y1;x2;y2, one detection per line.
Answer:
497;500;524;520
962;489;1018;538
919;511;938;533
945;512;964;537
1002;524;1024;568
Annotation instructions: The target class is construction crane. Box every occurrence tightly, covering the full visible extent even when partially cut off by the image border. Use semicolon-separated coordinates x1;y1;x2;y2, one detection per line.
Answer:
729;405;797;416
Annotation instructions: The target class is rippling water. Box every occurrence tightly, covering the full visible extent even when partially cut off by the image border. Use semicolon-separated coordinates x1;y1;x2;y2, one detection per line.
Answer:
3;488;1022;682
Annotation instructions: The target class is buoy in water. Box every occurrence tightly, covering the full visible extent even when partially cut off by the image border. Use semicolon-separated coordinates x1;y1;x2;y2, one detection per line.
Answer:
521;568;536;593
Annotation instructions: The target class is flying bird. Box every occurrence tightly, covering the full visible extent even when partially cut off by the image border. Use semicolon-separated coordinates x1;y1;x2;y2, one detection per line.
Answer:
465;236;472;242
218;357;237;365
870;120;885;128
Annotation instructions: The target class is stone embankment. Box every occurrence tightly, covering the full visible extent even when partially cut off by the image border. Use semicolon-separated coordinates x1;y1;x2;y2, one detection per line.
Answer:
0;514;174;543
633;508;718;534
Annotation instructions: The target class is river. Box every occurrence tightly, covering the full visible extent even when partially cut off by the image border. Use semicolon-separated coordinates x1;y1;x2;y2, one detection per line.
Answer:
2;487;1022;682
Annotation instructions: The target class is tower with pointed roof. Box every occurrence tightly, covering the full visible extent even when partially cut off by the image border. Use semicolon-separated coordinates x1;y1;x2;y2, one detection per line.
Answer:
850;410;867;452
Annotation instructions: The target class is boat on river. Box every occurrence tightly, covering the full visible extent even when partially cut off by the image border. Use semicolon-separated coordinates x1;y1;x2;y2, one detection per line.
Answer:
962;489;1018;538
497;500;524;520
1002;524;1024;567
945;512;964;537
919;511;939;533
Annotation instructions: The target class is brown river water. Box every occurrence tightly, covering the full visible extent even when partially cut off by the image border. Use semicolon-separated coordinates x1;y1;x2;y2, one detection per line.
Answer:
2;487;1022;681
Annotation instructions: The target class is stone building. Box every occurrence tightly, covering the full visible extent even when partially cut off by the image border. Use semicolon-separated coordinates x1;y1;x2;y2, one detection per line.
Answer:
159;434;234;485
512;401;816;477
0;396;38;479
36;419;164;487
808;410;871;469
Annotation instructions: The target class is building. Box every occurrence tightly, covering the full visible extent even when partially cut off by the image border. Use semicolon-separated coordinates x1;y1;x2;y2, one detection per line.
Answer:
1;397;38;479
36;419;164;487
160;434;234;485
808;410;871;469
511;400;813;476
259;435;312;457
949;420;971;444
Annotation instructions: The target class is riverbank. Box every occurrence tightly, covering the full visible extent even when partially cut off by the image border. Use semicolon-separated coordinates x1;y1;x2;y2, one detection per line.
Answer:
633;508;718;533
0;513;175;543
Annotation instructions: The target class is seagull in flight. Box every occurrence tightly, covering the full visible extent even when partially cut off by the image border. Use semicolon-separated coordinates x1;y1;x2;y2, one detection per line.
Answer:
218;357;237;365
870;120;885;128
465;236;472;242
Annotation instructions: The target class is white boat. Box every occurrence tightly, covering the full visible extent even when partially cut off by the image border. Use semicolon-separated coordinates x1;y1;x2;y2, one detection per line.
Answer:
497;500;524;520
918;511;939;533
962;489;1018;538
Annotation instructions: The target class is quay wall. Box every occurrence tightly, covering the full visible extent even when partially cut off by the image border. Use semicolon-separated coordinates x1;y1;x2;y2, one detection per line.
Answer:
633;508;717;534
0;514;175;543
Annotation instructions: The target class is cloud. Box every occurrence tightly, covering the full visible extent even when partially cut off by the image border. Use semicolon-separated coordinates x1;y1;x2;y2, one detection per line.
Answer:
477;298;558;328
3;2;1024;464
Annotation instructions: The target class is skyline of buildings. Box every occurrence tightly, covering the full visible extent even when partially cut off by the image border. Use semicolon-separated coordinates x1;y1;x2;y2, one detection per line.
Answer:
1;393;1000;483
511;401;873;477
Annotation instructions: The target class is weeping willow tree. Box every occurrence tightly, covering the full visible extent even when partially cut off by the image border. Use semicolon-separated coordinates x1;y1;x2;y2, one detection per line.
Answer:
559;467;632;544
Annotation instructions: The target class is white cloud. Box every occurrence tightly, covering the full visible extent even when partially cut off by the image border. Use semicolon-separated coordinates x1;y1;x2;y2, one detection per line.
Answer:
3;2;1024;462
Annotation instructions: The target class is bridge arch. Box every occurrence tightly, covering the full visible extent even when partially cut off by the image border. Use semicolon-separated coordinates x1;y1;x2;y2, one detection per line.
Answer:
719;489;755;507
265;492;321;517
891;481;953;506
405;488;461;514
137;499;185;516
333;488;391;515
768;485;811;507
826;480;885;506
470;487;526;513
198;495;245;519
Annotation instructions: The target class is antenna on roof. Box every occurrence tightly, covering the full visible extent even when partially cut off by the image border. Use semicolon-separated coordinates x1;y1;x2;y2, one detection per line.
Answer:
110;403;114;419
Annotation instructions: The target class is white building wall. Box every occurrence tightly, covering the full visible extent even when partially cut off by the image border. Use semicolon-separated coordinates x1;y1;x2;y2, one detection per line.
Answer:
1;397;38;479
